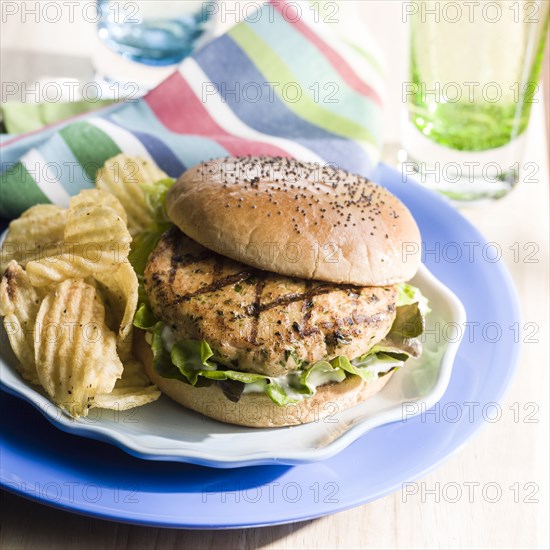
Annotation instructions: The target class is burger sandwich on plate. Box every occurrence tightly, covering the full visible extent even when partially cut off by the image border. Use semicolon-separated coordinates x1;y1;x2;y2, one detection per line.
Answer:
133;156;428;428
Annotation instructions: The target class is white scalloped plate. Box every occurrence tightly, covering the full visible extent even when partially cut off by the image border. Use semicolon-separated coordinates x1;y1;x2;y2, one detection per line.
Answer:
0;256;466;468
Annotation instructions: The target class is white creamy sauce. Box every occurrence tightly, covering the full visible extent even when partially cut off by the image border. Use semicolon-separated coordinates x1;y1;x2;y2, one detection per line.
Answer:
243;367;347;401
270;376;307;401
353;355;404;376
161;325;177;352
306;367;345;389
242;380;268;394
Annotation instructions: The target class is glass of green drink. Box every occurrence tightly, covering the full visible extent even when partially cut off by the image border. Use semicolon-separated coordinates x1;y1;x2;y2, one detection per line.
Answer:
401;0;549;203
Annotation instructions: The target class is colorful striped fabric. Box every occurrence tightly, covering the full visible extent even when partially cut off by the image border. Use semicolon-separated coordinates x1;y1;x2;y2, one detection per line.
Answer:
0;0;384;219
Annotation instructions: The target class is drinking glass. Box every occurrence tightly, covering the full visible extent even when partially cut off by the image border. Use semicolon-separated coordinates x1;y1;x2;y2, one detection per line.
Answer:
401;0;549;202
97;0;218;66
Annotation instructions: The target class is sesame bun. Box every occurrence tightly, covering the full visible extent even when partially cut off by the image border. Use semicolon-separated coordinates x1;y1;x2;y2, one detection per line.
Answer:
166;156;421;286
135;330;394;428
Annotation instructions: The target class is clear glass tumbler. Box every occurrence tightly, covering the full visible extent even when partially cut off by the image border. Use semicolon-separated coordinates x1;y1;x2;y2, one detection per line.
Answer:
401;0;549;202
97;0;217;66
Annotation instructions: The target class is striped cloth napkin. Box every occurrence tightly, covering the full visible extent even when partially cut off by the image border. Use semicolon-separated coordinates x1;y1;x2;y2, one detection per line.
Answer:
0;0;384;219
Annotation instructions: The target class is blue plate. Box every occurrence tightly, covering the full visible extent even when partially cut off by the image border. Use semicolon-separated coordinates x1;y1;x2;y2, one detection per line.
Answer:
0;164;521;528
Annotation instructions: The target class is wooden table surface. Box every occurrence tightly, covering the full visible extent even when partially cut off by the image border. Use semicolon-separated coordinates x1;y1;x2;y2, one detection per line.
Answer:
1;25;549;550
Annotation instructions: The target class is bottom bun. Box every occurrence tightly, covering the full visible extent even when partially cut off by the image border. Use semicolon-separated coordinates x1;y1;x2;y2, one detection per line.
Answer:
135;330;394;428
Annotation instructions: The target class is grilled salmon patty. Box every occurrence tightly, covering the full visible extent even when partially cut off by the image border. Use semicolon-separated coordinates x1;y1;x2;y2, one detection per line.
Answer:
144;227;398;377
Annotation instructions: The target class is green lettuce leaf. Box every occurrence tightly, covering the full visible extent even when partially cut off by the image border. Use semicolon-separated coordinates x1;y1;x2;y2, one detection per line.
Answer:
391;303;424;338
381;301;425;358
396;282;431;315
367;343;410;362
129;224;170;277
128;177;175;304
134;302;158;331
141;177;175;225
265;380;296;406
301;361;346;392
332;354;404;383
150;322;182;381
170;339;217;385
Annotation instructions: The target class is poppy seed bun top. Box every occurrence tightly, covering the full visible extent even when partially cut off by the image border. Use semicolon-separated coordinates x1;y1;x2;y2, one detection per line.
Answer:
166;157;421;286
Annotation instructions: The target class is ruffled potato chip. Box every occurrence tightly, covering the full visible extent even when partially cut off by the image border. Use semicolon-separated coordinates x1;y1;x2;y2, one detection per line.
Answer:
34;278;123;416
94;357;160;410
119;358;153;388
95;154;167;237
0;261;43;384
69;189;128;224
93;385;160;410
94;261;139;359
1;180;162;418
26;202;131;286
0;204;67;272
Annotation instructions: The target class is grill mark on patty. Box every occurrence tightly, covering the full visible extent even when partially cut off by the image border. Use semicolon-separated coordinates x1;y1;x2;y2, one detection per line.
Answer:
212;257;224;281
349;287;362;340
296;281;322;338
246;279;266;345
319;311;386;331
259;284;335;313
166;227;211;284
167;227;182;284
168;238;185;284
210;257;226;329
172;270;253;304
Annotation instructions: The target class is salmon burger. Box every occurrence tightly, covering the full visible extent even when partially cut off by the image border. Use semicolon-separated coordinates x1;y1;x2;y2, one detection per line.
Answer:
133;157;427;427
